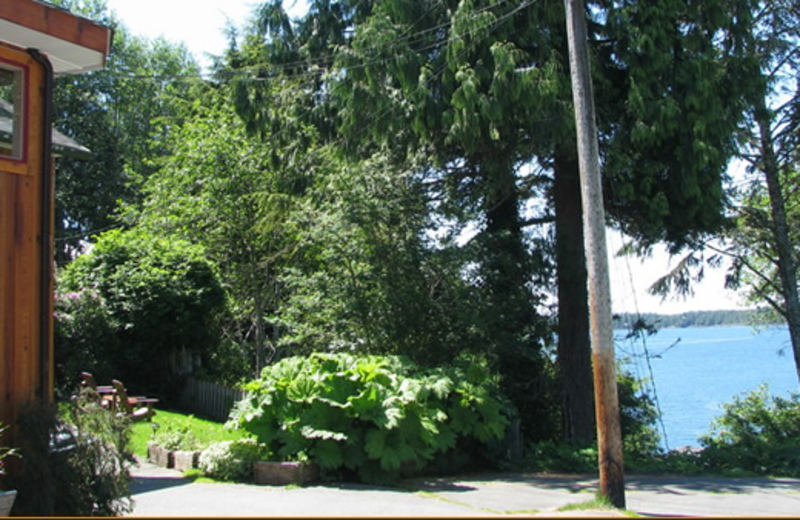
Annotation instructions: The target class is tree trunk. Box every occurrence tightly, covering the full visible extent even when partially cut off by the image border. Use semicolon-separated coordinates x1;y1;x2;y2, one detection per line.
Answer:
253;278;267;376
54;206;69;266
756;105;800;384
484;160;526;289
554;152;595;444
482;156;546;439
483;158;529;356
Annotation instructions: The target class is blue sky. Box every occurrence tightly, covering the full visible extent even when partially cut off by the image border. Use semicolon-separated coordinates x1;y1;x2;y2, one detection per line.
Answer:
103;0;745;315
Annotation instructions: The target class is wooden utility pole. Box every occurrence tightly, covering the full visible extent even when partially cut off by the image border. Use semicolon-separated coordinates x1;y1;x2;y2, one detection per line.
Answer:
562;0;626;508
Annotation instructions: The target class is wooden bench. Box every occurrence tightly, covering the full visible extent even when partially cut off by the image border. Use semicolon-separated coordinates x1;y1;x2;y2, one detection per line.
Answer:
111;380;159;422
79;371;116;409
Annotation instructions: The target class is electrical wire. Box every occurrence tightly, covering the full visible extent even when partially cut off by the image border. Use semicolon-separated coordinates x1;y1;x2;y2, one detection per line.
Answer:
614;229;672;451
96;0;534;85
104;0;543;241
188;0;539;156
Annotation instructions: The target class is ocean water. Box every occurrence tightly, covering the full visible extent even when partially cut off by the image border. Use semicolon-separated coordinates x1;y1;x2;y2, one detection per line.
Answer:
615;325;799;449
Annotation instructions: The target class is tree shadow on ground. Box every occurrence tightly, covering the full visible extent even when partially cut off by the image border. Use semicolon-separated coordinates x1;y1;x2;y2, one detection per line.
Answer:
402;471;800;496
129;475;192;496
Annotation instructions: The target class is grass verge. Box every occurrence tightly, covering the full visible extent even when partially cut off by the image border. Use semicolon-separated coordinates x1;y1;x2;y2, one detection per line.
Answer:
130;409;250;458
558;496;638;517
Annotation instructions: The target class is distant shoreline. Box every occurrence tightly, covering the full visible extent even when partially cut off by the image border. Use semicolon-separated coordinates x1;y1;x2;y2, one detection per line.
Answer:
613;309;781;329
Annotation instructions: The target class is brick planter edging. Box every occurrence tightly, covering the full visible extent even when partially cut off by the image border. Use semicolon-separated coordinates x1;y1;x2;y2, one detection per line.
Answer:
173;450;201;472
147;442;201;471
253;461;319;486
147;442;174;468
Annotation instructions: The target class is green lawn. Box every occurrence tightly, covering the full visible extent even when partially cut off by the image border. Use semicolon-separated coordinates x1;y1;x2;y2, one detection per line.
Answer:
130;409;250;457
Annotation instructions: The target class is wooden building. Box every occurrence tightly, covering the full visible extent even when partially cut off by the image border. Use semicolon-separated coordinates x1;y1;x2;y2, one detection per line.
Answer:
0;0;111;437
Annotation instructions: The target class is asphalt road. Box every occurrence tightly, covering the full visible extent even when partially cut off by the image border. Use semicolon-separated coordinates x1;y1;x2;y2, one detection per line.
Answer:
127;460;800;517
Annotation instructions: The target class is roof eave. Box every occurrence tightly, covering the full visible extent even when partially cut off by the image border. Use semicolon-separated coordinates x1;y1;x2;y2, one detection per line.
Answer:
0;0;112;75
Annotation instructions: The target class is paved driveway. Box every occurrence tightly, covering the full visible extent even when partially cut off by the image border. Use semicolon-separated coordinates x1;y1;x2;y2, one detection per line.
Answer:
127;461;800;517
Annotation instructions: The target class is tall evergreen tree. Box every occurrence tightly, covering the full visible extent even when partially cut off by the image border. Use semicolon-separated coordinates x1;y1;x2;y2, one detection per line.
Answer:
648;0;800;384
719;1;800;383
228;0;755;442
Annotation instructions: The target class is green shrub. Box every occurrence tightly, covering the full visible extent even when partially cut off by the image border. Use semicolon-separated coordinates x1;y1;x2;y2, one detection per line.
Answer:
151;422;199;451
617;369;661;459
56;228;226;399
700;384;800;477
626;448;706;475
53;289;118;400
523;368;662;474
228;353;512;484
7;390;133;516
198;439;270;481
524;440;598;473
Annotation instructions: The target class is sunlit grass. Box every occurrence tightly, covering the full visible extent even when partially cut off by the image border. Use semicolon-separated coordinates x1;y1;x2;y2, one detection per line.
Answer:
129;409;249;457
558;496;614;512
557;495;638;517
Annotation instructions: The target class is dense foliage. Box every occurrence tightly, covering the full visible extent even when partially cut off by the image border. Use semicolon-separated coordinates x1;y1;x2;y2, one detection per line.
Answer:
223;0;761;444
617;370;661;458
40;0;799;478
228;353;512;484
523;368;661;473
700;385;800;477
55;229;226;398
642;1;800;383
129;95;305;378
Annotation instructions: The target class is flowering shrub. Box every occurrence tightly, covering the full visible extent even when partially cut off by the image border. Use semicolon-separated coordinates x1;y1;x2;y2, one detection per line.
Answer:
54;289;118;398
198;439;270;481
55;228;226;397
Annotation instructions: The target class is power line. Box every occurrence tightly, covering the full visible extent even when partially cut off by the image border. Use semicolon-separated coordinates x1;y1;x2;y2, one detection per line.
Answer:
93;0;534;85
180;0;538;157
229;0;521;75
612;229;671;451
55;223;125;242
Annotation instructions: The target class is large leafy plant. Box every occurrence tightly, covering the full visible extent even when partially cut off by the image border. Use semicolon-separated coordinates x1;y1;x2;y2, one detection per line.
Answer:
228;354;512;483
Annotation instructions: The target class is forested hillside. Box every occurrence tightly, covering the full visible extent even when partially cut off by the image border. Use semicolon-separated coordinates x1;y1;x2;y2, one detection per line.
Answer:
613;310;781;329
